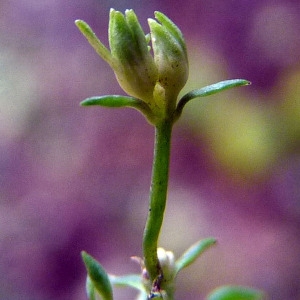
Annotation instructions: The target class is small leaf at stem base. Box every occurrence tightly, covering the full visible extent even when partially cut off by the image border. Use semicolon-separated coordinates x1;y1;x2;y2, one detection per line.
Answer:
207;285;266;300
175;237;217;274
81;251;113;300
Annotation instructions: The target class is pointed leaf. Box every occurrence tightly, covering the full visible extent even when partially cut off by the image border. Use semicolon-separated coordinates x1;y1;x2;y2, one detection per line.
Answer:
80;95;144;108
86;275;96;300
81;251;113;300
75;20;113;67
175;79;251;119
80;95;156;124
183;79;250;99
154;11;186;52
207;285;266;300
175;237;216;274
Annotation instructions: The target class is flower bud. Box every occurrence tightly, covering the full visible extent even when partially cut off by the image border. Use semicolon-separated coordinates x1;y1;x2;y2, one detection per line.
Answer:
109;9;158;105
148;12;189;112
157;247;176;283
76;9;189;123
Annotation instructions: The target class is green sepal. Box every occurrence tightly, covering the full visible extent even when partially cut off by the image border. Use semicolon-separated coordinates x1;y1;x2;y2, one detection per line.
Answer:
109;274;145;293
175;237;217;274
75;20;114;67
207;285;266;300
174;79;251;120
148;12;188;101
81;251;113;300
108;9;158;102
154;11;186;52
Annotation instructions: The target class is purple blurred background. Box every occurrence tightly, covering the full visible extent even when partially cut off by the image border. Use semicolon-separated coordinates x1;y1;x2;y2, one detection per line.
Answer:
1;0;300;299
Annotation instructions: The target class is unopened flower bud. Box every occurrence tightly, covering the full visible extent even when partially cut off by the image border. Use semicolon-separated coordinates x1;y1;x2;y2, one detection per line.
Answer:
157;247;176;283
148;12;188;112
76;9;189;123
109;9;158;106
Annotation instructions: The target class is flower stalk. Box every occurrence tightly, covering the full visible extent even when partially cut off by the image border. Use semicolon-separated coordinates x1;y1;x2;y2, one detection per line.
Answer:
142;120;173;293
76;8;255;300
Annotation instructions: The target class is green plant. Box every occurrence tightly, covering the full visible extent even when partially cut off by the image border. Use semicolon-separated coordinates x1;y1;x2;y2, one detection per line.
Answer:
75;9;265;300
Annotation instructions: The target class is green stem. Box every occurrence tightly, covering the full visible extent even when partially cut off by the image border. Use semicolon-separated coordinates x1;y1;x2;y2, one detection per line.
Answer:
143;120;173;285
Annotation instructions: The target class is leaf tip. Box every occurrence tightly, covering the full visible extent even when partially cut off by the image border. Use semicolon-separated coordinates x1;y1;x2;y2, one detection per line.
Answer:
243;80;252;86
75;19;86;29
80;100;89;106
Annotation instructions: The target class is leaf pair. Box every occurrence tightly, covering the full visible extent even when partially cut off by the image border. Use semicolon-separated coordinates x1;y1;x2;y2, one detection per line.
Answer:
81;238;216;300
207;285;266;300
81;236;264;300
80;79;251;124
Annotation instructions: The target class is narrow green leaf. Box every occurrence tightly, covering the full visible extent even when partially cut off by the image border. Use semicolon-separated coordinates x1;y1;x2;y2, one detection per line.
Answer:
80;95;156;124
75;19;113;66
183;79;250;99
174;79;251;119
81;251;113;300
109;274;145;293
207;285;266;300
86;275;96;300
175;237;217;274
80;95;144;108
